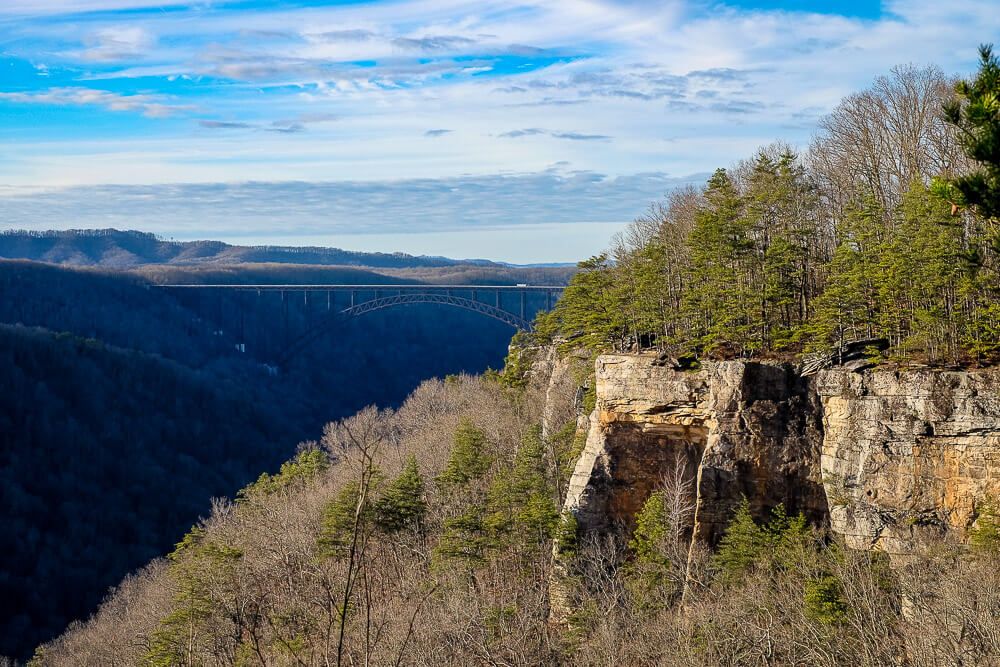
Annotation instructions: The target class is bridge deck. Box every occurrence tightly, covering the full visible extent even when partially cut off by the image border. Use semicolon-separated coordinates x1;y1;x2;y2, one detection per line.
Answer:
157;284;564;291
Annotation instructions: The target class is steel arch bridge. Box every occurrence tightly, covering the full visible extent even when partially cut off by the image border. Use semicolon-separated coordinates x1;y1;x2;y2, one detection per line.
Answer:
341;292;532;330
157;283;564;367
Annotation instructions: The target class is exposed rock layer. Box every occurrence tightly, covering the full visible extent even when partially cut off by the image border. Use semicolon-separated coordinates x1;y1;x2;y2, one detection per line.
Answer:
816;368;1000;556
562;354;1000;556
564;355;828;547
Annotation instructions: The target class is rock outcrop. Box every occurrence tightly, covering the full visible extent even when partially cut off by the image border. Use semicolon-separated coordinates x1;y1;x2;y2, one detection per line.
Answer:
563;355;828;547
560;354;1000;558
816;368;1000;557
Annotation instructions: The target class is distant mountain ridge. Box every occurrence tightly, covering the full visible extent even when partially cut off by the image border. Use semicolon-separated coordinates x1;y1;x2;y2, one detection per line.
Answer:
0;229;510;269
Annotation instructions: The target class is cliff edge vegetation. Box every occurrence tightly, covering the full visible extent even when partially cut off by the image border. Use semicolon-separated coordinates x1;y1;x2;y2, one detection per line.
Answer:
533;46;1000;367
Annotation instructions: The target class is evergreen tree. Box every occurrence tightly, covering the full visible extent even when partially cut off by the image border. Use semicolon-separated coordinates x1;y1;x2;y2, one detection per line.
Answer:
943;44;1000;221
745;150;820;348
435;504;492;564
629;490;671;568
806;199;886;351
625;490;684;608
713;500;811;582
147;526;244;665
804;574;850;625
485;426;559;545
237;448;329;501
318;481;368;557
436;419;492;491
373;456;427;533
537;254;629;351
713;498;765;582
683;169;756;355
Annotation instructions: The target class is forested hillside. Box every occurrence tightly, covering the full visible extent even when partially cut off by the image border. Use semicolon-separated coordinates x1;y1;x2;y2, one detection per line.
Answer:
32;371;1000;666
0;259;549;659
536;54;1000;366
0;229;571;273
0;324;295;658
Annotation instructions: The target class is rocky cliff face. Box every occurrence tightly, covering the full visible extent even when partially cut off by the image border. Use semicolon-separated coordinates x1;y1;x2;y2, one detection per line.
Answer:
558;353;1000;558
563;355;828;548
816;368;1000;557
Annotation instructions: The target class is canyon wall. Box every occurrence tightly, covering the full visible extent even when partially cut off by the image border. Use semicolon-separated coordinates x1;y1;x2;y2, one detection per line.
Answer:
816;368;1000;557
557;353;1000;557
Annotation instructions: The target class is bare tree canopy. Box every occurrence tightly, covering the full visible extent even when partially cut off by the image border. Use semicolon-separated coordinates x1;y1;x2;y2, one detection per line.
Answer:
809;64;969;218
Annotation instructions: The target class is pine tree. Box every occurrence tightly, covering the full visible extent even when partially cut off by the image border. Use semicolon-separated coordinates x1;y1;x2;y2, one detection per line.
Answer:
683;168;756;355
942;44;1000;221
237;448;328;501
435;504;492;564
485;426;558;546
373;456;427;533
540;254;630;351
806;199;886;351
804;574;849;625
629;490;671;568
436;419;492;491
625;490;680;608
712;498;765;582
318;481;367;557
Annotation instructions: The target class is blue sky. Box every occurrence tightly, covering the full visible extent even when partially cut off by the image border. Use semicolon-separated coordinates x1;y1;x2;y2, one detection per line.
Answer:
0;0;995;262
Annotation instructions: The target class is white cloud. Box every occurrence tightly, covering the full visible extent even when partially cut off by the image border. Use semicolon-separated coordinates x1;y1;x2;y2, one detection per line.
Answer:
0;170;707;242
70;25;156;62
0;0;996;253
0;87;193;117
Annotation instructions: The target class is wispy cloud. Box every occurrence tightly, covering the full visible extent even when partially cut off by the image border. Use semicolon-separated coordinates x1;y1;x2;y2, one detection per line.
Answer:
498;128;611;141
0;170;707;236
199;120;253;129
0;0;996;259
70;25;155;63
0;87;191;118
310;29;376;43
391;35;477;51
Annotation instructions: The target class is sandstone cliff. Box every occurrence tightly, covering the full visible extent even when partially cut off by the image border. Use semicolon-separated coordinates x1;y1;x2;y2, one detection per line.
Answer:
555;353;1000;560
816;368;1000;557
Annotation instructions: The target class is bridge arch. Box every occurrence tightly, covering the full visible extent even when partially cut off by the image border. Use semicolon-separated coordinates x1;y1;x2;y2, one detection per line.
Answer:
342;292;533;330
277;292;533;366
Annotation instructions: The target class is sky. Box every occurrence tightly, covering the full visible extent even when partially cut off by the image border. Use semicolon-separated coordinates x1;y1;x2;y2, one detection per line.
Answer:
0;0;996;263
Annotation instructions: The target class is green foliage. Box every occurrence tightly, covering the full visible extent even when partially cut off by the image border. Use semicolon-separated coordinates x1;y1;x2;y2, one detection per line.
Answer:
498;330;536;388
629;490;672;568
148;526;244;666
555;512;579;558
805;200;886;350
537;254;630;351
943;44;1000;221
238;448;329;501
372;456;427;533
712;499;811;582
534;131;1000;363
549;419;587;484
435;504;492;564
318;481;368;558
804;574;849;625
970;496;1000;554
485;426;560;545
437;426;559;565
683;168;757;355
436;419;493;491
966;302;1000;359
713;499;767;581
625;490;680;609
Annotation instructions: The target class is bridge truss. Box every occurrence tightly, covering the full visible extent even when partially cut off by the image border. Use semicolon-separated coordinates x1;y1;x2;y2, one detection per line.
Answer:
157;283;564;365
